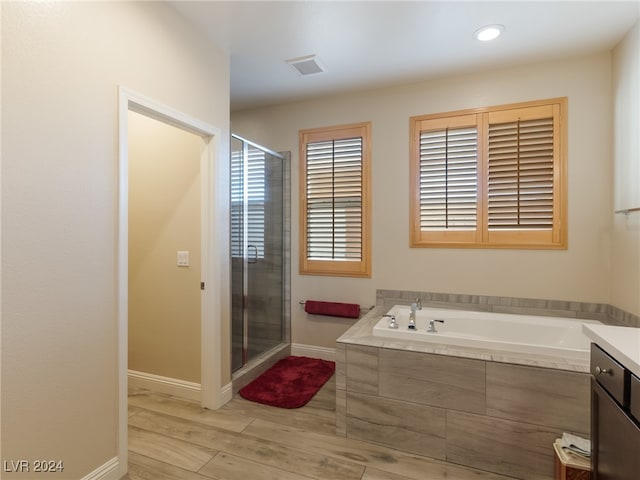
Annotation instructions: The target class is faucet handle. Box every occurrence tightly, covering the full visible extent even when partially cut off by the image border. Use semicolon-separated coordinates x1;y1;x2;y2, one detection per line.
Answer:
428;318;444;333
383;314;398;329
415;298;422;310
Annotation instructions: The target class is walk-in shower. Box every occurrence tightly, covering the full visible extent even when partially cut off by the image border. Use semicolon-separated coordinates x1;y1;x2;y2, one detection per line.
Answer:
230;135;290;375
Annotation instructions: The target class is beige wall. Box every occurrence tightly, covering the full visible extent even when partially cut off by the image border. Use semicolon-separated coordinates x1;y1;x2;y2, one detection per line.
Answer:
232;52;617;348
1;2;229;479
128;111;202;384
611;21;640;317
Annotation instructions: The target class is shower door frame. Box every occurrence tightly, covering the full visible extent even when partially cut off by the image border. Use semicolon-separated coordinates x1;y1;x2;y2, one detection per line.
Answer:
231;134;289;372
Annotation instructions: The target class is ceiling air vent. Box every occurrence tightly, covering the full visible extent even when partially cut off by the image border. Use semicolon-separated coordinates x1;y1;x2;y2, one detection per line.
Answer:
286;54;326;77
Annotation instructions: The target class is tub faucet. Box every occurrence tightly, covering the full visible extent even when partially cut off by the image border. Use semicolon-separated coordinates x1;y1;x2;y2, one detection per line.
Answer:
408;303;417;330
428;319;444;333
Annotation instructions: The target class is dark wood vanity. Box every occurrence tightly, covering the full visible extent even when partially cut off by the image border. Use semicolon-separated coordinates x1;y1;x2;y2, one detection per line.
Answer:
590;343;640;480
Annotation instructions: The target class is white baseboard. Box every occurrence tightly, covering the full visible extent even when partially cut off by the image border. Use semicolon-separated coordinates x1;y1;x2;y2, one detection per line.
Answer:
128;369;201;401
220;381;233;405
291;343;336;362
81;457;119;480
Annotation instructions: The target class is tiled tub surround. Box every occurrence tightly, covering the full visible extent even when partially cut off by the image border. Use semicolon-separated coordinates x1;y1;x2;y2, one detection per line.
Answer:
376;289;640;328
333;290;628;480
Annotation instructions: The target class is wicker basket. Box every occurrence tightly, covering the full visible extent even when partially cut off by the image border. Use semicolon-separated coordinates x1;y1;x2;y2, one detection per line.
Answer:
553;439;591;480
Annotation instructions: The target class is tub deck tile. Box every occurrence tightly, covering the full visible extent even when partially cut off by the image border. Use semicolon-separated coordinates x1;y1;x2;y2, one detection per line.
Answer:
378;349;486;414
486;362;591;434
335;342;346;390
336;290;595;479
346;392;447;459
346;344;379;394
446;410;562;479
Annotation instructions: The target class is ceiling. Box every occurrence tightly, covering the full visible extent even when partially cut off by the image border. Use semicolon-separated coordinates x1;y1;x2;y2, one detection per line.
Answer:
168;1;640;112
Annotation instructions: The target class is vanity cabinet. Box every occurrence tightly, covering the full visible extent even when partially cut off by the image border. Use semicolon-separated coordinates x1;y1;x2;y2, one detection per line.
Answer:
590;344;640;480
630;373;640;421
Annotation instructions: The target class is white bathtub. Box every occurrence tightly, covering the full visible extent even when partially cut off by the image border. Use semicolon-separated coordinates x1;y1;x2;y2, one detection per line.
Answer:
373;305;602;359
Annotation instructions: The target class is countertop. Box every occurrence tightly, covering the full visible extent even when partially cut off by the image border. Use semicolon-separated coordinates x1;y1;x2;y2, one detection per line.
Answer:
583;324;640;378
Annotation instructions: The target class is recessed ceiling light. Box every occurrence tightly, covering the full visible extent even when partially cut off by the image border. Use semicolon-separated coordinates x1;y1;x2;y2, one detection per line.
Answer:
474;24;505;42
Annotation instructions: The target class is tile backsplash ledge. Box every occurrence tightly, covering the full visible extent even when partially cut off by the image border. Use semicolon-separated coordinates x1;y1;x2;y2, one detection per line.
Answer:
376;289;640;328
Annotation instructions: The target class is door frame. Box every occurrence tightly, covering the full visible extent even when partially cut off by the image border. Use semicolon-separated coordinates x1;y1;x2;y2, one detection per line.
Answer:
117;87;225;476
230;134;287;371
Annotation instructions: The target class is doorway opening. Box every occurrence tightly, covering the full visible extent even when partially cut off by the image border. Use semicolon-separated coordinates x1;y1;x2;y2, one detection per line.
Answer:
117;87;225;477
128;111;202;397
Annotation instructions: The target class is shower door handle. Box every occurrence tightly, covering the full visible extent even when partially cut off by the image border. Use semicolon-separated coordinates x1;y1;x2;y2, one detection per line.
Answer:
247;244;258;264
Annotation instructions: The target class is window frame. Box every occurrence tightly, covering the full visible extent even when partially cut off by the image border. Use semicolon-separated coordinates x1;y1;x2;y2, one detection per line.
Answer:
299;122;372;277
410;97;567;249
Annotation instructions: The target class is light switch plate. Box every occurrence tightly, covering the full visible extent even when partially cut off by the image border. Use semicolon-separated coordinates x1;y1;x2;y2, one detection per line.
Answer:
177;250;189;267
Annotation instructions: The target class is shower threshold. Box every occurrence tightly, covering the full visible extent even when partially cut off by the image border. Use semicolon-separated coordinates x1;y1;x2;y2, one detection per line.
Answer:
231;342;291;395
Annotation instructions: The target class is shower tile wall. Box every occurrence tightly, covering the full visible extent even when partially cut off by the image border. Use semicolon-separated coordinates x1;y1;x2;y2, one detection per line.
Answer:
246;153;286;359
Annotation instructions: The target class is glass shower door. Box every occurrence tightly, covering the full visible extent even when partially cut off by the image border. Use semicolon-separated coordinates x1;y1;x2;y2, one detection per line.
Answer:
231;136;285;372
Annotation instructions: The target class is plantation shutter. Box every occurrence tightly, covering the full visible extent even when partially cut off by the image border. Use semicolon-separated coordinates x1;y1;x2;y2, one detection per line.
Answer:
299;122;371;277
246;147;266;257
487;112;555;230
306;137;363;260
230;150;244;257
419;126;478;230
411;98;566;249
230;146;265;258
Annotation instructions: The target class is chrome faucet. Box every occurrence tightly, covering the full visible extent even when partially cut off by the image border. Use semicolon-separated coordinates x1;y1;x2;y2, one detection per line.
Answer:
428;319;444;333
383;314;398;329
408;303;417;330
415;298;422;310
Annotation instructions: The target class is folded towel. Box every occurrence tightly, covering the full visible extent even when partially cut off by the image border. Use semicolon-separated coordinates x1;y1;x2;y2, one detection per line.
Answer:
553;439;591;469
304;300;360;319
560;432;591;458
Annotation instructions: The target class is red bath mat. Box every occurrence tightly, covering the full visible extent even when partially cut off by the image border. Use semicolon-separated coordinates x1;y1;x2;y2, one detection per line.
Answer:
239;356;335;408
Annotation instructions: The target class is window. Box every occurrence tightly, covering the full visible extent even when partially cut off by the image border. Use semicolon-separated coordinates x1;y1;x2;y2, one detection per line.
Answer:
410;98;567;249
299;122;372;277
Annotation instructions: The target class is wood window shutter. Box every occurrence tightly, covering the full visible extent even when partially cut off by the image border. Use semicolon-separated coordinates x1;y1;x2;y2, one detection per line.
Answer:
411;98;566;249
487;114;554;230
300;122;371;277
306;137;363;260
485;103;565;248
419;126;478;230
410;114;481;246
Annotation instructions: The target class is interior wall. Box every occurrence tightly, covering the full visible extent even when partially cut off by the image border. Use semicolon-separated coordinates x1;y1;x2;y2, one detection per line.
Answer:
611;20;640;317
1;2;229;478
231;52;615;348
128;111;202;384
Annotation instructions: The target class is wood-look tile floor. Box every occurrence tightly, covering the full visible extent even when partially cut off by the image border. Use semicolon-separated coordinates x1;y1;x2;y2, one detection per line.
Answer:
124;377;516;480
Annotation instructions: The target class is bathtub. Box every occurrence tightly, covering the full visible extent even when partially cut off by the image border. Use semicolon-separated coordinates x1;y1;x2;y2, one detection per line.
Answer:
373;305;602;359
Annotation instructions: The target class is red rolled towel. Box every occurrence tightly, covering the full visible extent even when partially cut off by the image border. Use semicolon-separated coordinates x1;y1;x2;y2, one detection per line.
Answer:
304;300;360;319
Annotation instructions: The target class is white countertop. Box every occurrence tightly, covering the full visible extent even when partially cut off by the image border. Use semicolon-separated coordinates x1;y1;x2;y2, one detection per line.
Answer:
583;324;640;378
